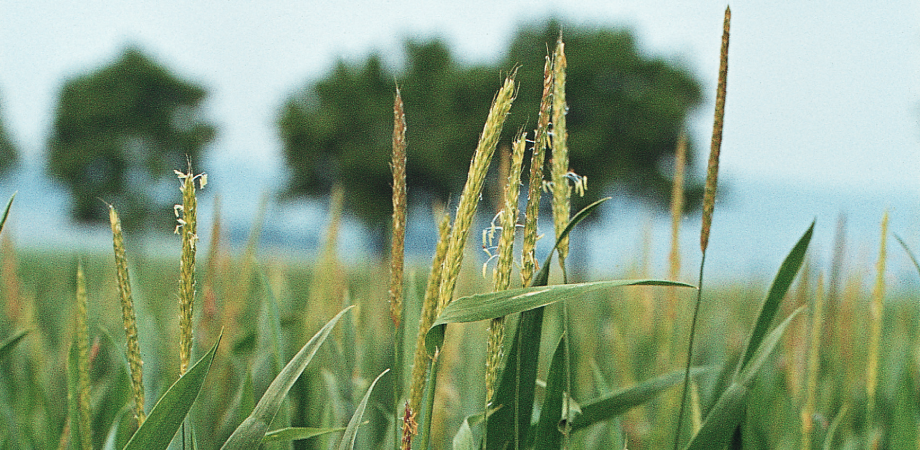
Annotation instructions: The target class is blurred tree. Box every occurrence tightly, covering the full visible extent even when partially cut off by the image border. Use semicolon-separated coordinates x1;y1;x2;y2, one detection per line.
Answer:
279;40;501;242
48;47;215;230
504;20;704;213
0;97;19;176
279;19;704;239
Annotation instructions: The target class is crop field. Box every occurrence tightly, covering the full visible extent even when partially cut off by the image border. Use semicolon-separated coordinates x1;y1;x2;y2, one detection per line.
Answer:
0;7;917;450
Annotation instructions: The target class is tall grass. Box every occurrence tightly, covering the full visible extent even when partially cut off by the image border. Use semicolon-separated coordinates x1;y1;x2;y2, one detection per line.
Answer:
0;7;916;450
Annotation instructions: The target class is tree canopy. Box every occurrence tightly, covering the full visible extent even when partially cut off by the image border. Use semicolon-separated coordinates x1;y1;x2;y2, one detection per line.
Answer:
48;47;215;230
278;19;704;232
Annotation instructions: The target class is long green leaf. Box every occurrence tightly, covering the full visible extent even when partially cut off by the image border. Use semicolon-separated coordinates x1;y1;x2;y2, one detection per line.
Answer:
738;306;804;386
0;193;14;236
338;368;389;450
534;335;568;450
684;307;804;450
426;280;692;354
452;410;492;450
0;330;29;360
738;221;813;372
262;427;345;443
822;406;848;450
102;406;134;450
567;367;713;433
683;382;749;450
484;305;544;450
257;270;291;434
221;306;353;450
123;333;222;450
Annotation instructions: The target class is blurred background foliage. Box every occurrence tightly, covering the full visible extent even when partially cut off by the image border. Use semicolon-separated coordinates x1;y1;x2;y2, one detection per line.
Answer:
46;47;215;231
278;19;704;238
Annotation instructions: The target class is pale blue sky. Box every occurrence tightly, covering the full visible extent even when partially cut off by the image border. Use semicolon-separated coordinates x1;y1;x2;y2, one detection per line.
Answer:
0;0;916;189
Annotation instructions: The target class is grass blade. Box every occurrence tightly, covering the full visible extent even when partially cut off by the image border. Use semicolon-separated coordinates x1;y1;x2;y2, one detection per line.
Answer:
102;406;133;450
338;369;389;450
263;427;345;443
738;306;804;386
0;193;13;236
685;306;804;450
123;333;222;450
452;411;492;450
426;279;693;354
221;306;353;449
682;382;748;450
0;330;28;360
894;233;920;279
738;221;814;372
484;305;544;450
822;406;848;450
566;367;713;433
533;335;568;450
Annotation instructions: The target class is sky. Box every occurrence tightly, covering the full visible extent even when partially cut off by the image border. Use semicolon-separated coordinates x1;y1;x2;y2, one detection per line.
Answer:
0;0;918;280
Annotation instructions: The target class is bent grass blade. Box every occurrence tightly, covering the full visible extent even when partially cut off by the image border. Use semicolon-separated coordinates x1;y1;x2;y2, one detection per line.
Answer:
123;333;222;450
221;306;353;450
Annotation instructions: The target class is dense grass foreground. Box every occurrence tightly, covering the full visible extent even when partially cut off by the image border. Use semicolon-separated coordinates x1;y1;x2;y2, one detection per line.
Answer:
0;8;917;450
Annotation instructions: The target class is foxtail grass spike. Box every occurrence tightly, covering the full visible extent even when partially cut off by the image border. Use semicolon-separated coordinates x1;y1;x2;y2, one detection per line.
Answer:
406;207;451;423
866;210;888;426
522;56;553;287
676;8;729;448
176;163;205;375
550;36;572;267
108;205;146;425
437;71;517;312
389;87;408;328
74;263;92;450
486;132;526;403
700;5;730;254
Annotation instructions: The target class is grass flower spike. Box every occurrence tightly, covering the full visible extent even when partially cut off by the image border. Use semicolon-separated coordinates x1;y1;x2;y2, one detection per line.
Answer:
485;132;526;402
389;88;408;328
108;205;146;425
521;56;553;287
675;7;730;448
437;71;517;312
176;164;206;375
700;6;730;254
550;37;572;267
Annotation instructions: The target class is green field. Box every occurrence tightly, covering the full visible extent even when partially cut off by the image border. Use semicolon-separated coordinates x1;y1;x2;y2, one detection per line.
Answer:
0;216;915;449
0;9;916;449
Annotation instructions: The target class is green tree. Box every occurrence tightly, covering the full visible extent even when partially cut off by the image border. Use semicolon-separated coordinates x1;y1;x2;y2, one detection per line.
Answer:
48;47;215;230
279;19;704;236
504;20;704;212
278;40;500;238
0;97;19;176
